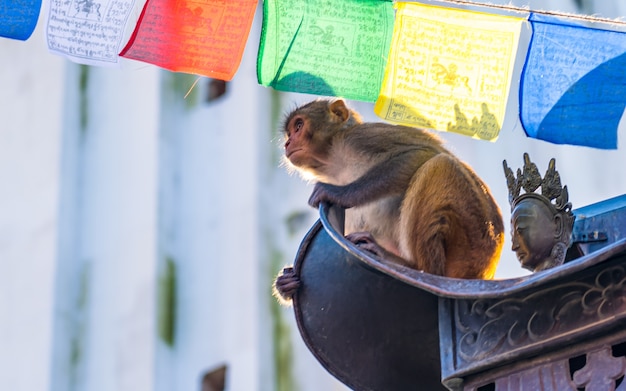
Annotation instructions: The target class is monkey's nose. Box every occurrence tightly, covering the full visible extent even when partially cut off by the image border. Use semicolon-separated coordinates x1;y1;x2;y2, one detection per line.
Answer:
284;139;291;148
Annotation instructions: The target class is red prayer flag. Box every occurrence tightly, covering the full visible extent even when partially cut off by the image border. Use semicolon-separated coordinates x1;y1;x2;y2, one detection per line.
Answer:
120;0;257;80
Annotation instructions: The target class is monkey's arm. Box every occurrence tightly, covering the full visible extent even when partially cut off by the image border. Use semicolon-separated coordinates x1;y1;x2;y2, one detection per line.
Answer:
309;150;439;208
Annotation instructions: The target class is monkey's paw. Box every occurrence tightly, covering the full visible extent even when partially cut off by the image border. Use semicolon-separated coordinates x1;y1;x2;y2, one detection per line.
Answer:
308;182;352;209
346;232;386;258
273;267;301;305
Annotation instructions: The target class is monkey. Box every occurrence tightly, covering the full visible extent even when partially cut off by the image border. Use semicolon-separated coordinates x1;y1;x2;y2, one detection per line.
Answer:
274;99;504;303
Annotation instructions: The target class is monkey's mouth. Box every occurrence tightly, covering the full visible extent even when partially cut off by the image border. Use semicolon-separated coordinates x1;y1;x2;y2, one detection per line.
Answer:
286;148;303;160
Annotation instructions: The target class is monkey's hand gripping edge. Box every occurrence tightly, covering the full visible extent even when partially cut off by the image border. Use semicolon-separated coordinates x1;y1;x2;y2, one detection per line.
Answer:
346;231;414;270
308;182;356;209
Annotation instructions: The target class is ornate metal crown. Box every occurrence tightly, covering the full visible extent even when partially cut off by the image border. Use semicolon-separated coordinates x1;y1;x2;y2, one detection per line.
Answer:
503;153;571;213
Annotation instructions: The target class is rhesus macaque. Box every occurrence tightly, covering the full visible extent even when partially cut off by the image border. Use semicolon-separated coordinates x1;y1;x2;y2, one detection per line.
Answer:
274;99;504;303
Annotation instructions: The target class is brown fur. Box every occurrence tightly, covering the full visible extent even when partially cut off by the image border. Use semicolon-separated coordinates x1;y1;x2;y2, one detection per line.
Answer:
282;98;503;280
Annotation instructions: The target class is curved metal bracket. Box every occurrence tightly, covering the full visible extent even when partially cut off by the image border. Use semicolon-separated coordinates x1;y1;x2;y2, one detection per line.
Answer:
318;203;626;299
291;202;626;391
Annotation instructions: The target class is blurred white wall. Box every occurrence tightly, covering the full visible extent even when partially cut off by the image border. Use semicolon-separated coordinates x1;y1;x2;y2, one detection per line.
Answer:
1;1;626;391
0;20;64;391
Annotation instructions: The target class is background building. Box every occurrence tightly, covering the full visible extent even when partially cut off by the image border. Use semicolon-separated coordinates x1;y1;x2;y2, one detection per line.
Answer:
1;0;625;390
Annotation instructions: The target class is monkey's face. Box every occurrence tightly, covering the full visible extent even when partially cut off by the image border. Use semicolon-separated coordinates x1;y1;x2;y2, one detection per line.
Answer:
284;115;306;163
283;114;327;171
282;99;357;176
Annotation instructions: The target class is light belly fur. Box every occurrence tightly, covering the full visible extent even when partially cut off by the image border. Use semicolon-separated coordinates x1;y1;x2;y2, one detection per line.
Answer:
344;196;404;258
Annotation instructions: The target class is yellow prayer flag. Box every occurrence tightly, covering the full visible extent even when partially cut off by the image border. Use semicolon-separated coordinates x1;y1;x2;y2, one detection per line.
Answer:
374;3;526;141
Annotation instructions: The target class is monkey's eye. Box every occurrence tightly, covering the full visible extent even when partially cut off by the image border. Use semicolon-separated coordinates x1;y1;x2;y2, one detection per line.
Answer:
294;118;304;132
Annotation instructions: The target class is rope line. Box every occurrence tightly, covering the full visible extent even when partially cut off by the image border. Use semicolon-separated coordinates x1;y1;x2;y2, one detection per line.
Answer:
429;0;626;27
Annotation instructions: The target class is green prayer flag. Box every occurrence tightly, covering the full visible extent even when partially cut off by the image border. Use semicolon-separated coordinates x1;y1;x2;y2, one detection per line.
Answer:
257;0;394;102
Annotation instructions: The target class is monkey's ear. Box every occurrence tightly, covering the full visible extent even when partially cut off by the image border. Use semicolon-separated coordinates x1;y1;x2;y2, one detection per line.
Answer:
329;99;350;123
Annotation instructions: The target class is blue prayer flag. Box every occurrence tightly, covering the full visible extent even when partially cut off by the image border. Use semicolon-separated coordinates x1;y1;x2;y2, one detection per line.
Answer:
0;0;42;41
520;13;626;149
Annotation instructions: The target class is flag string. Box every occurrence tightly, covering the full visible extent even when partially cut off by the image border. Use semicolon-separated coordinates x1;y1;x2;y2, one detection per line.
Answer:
430;0;626;27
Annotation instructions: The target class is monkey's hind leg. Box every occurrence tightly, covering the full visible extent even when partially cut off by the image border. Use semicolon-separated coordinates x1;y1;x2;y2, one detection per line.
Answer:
273;267;300;306
399;154;496;278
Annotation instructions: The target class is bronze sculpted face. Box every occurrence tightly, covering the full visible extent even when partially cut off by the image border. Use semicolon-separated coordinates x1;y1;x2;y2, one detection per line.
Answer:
504;154;575;272
511;195;567;271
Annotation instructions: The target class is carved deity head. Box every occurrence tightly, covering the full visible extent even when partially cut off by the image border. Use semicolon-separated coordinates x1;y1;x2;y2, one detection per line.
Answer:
503;153;575;272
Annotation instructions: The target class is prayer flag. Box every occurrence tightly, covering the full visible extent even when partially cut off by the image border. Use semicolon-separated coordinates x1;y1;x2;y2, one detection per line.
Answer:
120;0;257;80
374;3;525;141
46;0;144;65
520;14;626;149
0;0;41;40
257;0;394;102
